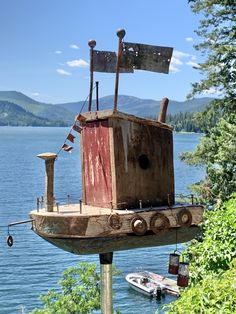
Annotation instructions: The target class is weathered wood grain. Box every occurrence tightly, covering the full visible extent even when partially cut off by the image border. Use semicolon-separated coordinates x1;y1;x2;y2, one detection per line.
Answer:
81;110;174;209
30;204;203;252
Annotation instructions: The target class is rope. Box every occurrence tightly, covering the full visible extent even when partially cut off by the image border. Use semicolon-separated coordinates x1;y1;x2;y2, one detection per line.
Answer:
56;85;96;157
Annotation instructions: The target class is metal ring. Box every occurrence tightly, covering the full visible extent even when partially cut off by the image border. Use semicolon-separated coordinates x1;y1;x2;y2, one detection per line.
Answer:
131;216;147;235
108;213;122;230
150;213;170;234
7;235;13;247
177;209;192;227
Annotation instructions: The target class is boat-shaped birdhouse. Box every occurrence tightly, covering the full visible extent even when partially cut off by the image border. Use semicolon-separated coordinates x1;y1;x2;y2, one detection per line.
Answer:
30;29;203;255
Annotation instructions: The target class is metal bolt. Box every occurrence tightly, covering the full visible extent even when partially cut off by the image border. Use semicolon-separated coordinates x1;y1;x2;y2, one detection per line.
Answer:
37;197;40;212
191;194;194;205
41;196;44;208
79;199;82;214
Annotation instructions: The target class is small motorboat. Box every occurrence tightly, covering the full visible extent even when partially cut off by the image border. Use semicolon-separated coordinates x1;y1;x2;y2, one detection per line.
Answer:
125;271;179;298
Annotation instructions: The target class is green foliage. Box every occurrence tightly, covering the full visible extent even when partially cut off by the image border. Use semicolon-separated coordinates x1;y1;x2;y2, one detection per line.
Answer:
180;0;236;203
188;0;236;100
164;259;236;314
163;194;236;313
166;112;205;133
186;194;236;282
180;112;236;203
31;262;122;314
150;111;215;133
31;262;100;314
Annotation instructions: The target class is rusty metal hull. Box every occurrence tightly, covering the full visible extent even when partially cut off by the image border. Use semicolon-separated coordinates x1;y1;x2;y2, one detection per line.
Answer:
32;226;200;255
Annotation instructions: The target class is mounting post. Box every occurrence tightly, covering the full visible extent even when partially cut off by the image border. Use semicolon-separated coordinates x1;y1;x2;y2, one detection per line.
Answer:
114;29;126;111
37;152;57;212
99;252;113;314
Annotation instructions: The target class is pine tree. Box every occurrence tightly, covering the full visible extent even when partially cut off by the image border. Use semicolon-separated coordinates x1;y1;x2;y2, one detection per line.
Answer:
181;0;236;203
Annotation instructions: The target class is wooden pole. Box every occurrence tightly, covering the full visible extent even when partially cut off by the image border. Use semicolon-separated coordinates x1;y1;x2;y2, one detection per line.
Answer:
99;252;113;314
88;40;96;111
114;29;126;111
158;97;169;123
37;152;57;212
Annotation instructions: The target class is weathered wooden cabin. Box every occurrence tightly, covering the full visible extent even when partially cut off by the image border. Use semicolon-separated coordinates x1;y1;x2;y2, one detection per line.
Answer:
81;110;174;209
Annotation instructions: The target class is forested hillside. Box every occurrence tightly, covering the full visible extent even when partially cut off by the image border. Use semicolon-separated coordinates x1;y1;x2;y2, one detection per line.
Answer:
0;91;214;129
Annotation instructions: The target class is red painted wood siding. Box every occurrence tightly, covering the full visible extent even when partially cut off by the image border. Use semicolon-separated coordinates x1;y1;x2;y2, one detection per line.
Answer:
82;120;112;207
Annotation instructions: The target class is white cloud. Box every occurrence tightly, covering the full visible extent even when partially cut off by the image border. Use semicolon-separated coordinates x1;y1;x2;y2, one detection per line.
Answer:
173;50;191;59
171;56;183;66
55;50;62;54
169;63;180;73
185;37;193;42
170;50;199;72
169;56;182;73
186;61;200;68
66;59;89;68
56;68;72;76
32;92;40;96
70;44;79;50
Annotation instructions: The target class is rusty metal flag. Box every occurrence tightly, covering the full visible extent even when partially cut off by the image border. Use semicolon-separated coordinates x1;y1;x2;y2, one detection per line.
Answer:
93;44;173;74
93;50;133;73
122;42;173;74
62;144;73;152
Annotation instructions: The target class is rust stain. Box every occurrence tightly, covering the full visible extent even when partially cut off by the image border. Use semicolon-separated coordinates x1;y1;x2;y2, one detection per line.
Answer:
82;120;112;207
68;217;89;235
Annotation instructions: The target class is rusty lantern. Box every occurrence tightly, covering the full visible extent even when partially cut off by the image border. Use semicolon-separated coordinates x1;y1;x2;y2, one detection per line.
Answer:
168;252;180;275
177;262;189;287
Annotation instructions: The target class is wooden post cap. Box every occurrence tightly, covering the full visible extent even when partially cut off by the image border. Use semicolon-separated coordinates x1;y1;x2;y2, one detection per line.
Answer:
116;28;126;39
37;153;57;161
88;39;96;48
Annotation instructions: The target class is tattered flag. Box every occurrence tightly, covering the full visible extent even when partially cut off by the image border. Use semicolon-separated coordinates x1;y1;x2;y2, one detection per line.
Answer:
67;133;75;143
75;114;86;122
122;42;173;74
62;144;73;152
73;124;83;133
92;44;173;74
93;50;133;73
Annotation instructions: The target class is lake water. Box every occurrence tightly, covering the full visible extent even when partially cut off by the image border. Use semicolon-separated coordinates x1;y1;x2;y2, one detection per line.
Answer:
0;127;205;314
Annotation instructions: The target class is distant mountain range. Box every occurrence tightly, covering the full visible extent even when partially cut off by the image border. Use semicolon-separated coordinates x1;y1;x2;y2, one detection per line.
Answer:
0;91;213;126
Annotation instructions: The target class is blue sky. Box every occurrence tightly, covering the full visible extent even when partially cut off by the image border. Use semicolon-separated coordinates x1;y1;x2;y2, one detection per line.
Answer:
0;0;213;104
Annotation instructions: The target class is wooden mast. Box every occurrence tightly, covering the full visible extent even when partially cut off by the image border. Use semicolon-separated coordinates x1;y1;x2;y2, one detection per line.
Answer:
88;39;96;111
114;29;126;111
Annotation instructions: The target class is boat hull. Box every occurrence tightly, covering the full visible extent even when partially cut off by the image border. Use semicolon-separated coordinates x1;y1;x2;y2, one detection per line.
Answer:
30;203;203;255
126;271;179;297
32;225;199;255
